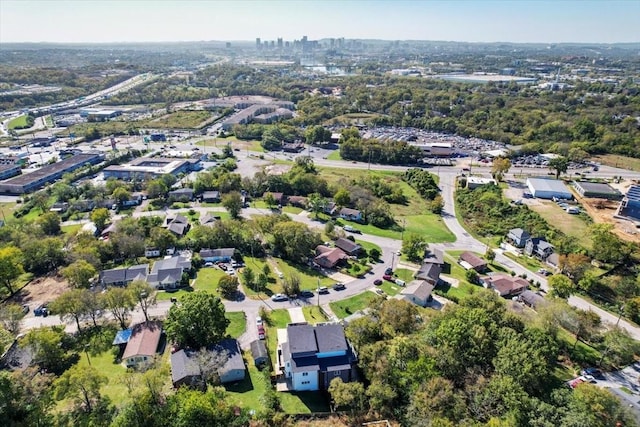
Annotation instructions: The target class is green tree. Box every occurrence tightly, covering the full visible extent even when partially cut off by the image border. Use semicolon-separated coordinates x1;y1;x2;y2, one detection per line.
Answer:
491;157;511;181
282;272;301;297
369;247;381;260
218;275;239;299
402;234;427;262
548;274;575;299
222;191;243;219
465;269;480;285
601;327;640;367
128;280;157;322
21;326;69;373
100;287;136;329
146;179;168;199
90;208;111;231
32;191;49;213
37;212;61;235
406;377;462;425
328;377;366;412
147;227;177;252
0;304;24;334
112;187;131;206
429;194;445;214
21;237;65;274
548;156;569;179
165;293;229;349
256;272;268;292
0;367;54;427
590;223;633;264
308;192;325;219
51;289;87;331
272;221;322;264
263;192;276;209
54;365;107;413
334;188;350;207
240;267;254;290
62;259;97;288
0;245;24;296
568;383;636;427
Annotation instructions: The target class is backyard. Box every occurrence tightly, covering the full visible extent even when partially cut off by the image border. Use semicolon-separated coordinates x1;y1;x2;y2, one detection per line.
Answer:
329;292;379;319
527;200;593;249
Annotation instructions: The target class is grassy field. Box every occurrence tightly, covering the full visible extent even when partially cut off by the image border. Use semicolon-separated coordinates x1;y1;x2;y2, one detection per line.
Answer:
8;115;30;129
156;267;227;301
271;258;336;291
144;111;212;129
317;167;454;243
503;252;544;274
265;309;291;373
61;224;83;235
355;239;382;259
327;150;342;160
595;154;640;172
302;306;328;324
527;200;592;249
393;268;416;283
280;391;330;414
224;360;267;412
330;292;378;319
379;281;402;296
225;311;246;338
197;136;265;153
282;206;303;214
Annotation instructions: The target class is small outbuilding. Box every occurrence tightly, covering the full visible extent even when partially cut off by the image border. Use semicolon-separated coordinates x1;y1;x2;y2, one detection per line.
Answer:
250;339;269;368
573;181;622;200
526;178;572;200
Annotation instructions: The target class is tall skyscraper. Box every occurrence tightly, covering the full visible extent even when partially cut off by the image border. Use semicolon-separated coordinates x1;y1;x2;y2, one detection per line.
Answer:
256;38;261;50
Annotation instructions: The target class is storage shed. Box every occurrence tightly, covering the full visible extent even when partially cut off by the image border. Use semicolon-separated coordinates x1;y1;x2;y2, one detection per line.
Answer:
526;178;572;200
250;339;269;368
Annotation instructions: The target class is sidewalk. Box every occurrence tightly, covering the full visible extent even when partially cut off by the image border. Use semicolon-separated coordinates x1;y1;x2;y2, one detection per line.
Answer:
288;307;305;323
321;304;338;322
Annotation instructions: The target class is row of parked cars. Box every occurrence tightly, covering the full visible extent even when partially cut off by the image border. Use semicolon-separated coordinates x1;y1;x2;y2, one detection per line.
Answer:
269;283;348;302
567;367;605;389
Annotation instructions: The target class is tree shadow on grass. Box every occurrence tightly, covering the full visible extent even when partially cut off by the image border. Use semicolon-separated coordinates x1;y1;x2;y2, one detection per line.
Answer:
289;391;331;413
224;368;255;393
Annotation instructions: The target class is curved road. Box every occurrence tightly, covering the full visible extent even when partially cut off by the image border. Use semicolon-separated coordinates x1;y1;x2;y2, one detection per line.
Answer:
20;164;640;344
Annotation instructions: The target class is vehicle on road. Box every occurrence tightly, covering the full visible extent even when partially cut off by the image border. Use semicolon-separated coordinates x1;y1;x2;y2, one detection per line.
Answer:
374;279;383;286
256;316;263;326
383;274;394;282
395;250;401;256
258;326;265;340
22;304;29;314
385;267;393;275
271;293;288;302
581;368;604;379
333;283;346;291
537;268;550;276
300;290;314;298
34;305;48;317
343;225;361;234
318;286;329;294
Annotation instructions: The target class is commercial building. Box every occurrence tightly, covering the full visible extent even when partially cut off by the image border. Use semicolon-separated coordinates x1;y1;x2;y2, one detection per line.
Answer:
0;152;104;195
526;178;572;200
221;101;295;130
434;74;537;85
466;177;497;190
103;157;201;181
573;181;622;200
619;185;640;220
0;164;21;181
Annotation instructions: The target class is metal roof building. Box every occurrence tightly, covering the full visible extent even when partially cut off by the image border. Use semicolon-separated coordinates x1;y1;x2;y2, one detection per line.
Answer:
526;178;572;200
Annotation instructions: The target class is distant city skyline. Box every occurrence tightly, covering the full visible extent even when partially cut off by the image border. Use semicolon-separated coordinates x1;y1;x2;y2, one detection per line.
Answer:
1;0;638;44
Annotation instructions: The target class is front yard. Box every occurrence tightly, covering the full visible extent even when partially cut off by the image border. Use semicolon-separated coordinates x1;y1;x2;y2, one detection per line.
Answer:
329;292;379;319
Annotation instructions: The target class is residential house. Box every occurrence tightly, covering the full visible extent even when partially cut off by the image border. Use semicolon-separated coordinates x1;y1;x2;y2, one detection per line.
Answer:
122;321;163;369
265;192;285;206
199;212;219;227
199;248;235;263
145;247;162;258
482;274;529;297
201;190;220;203
100;223;117;238
399;280;434;307
458;251;488;272
147;253;192;289
338;207;363;222
212;339;246;384
166;214;190;237
415;248;444;285
422;248;445;266
323;201;338;216
71;200;96;213
99;264;149;287
280;323;358;391
507;228;530;248
525;237;554;260
518;290;547;310
334;238;362;256
314;245;348;269
121;192;145;207
251;340;269;368
171;338;245;388
287;196;308;209
168;188;195;202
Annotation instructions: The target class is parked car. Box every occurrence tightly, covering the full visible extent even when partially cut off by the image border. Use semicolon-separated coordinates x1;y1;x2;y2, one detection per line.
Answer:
318;286;329;294
34;305;48;317
271;293;288;302
375;288;385;296
204;262;213;267
523;192;533;199
333;283;346;291
374;279;383;286
256;316;263;327
300;290;314;298
395;279;406;287
385;267;393;275
537;268;550;276
581;367;604;379
257;325;266;340
383;274;394;282
21;304;29;314
343;225;361;234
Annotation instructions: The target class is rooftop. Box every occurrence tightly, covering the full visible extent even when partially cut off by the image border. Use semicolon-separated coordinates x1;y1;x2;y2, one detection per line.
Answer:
122;321;162;360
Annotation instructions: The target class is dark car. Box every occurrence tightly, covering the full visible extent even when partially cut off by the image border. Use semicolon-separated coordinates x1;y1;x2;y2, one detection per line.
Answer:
581;367;604;379
300;290;314;298
385;267;394;275
333;283;346;291
383;274;394;282
374;279;383;286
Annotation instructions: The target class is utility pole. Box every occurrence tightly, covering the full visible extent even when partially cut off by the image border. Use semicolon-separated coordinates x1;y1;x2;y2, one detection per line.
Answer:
317;279;320;307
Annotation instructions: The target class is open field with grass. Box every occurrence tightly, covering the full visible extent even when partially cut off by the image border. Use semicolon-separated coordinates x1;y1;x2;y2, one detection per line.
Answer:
280;391;330;414
156;267;228;301
144;111;212;129
527;200;592;249
224;359;267;412
317;167;454;243
264;308;291;373
225;311;246;338
8;114;30;129
503;252;545;275
330;292;378;319
61;224;83;235
197;136;265;153
272;258;337;290
327;150;342;160
379;281;402;296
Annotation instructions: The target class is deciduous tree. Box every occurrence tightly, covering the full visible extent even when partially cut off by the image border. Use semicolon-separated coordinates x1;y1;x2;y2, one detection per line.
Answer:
62;259;97;288
218;275;239;299
222;191;243;218
100;287;136;329
90;208;111;231
54;365;107;413
0;245;24;296
128;280;157;322
165;293;229;349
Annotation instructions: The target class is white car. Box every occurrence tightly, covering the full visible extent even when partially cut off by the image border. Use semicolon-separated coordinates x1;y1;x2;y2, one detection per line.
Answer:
271;293;288;302
256;316;263;326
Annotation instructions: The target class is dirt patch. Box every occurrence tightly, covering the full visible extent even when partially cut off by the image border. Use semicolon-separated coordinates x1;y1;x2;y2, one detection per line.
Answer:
11;275;71;308
579;196;640;244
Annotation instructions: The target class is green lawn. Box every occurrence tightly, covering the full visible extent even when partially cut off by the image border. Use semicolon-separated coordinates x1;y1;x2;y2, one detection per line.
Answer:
302;306;328;324
225;311;246;339
224;359;267;412
326;150;342;160
503;252;544;274
8;115;30;129
527;200;592;250
144;110;213;129
355;239;382;259
282;206;303;214
197;136;265;153
393;268;416;283
194;267;228;293
280;391;330;414
330;292;378;319
272;258;336;291
379;281;402;296
265;309;291;374
61;224;83;235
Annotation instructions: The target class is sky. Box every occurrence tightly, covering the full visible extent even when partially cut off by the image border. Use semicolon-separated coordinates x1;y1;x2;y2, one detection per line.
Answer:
0;0;638;44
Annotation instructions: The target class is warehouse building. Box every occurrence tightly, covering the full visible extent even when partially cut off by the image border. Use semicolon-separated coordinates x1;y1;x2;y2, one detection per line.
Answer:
0;152;104;195
619;185;640;221
573;181;622;200
526;178;572;200
103;157;202;181
0;164;21;181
